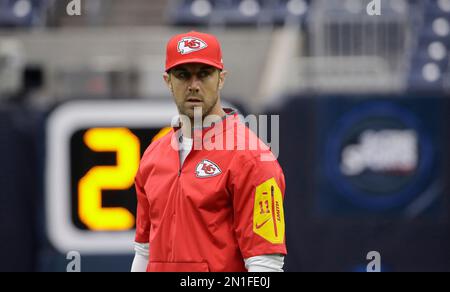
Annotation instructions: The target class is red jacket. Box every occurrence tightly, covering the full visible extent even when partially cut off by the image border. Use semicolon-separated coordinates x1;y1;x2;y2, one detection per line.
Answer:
135;109;287;272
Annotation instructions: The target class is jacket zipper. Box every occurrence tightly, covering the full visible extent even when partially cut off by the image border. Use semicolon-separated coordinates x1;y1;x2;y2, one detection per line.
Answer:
171;136;193;261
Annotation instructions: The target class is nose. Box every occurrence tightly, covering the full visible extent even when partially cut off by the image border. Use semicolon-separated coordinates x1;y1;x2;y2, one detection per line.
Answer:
188;75;201;94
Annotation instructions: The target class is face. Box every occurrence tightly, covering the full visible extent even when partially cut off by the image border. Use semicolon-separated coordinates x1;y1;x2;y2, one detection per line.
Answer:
164;63;227;120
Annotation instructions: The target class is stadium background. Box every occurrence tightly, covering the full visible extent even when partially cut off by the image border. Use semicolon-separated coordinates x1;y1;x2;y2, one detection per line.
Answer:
1;0;450;272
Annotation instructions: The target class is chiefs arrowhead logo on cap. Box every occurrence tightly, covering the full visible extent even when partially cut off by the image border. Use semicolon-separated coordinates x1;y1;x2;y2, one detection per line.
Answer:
195;160;222;178
178;37;208;55
166;31;224;71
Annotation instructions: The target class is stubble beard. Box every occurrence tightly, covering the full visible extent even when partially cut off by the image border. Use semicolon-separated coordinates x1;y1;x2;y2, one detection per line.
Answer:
178;96;219;122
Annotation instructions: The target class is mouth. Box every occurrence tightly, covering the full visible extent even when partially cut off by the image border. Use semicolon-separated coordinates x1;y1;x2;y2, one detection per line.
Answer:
186;97;203;103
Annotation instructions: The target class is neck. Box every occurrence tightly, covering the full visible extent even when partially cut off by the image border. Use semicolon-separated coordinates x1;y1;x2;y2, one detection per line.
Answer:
181;106;227;139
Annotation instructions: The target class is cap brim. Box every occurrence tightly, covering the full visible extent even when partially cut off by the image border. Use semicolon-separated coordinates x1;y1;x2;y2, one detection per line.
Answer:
166;58;223;72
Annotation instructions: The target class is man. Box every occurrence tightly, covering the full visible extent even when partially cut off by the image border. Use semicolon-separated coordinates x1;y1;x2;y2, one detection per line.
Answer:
131;31;286;272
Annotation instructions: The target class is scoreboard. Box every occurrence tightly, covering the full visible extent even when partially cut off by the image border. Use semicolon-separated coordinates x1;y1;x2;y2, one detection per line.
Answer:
45;101;177;254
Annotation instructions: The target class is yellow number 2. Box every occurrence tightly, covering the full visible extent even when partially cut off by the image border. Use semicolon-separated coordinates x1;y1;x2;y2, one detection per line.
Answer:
79;128;140;231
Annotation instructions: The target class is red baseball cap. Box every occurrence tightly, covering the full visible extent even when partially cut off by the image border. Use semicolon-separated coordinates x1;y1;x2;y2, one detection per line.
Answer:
165;31;224;72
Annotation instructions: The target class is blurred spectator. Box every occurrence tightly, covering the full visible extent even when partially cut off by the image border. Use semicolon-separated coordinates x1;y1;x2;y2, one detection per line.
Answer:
0;38;24;101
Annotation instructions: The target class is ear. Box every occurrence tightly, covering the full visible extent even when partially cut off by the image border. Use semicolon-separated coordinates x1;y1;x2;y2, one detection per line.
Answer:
218;70;228;90
163;72;173;92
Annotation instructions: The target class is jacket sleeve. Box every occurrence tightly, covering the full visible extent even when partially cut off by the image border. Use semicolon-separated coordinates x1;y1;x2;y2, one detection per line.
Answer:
134;169;150;244
230;153;287;259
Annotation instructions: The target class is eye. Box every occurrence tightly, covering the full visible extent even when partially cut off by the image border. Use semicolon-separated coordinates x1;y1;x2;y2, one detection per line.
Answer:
173;70;191;80
198;70;212;78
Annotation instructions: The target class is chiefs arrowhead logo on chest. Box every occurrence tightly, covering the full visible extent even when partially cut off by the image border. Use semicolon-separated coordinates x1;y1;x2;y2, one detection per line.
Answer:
195;160;222;178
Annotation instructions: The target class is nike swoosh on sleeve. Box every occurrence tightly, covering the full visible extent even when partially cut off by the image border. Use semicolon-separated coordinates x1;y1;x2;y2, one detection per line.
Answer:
255;219;270;229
